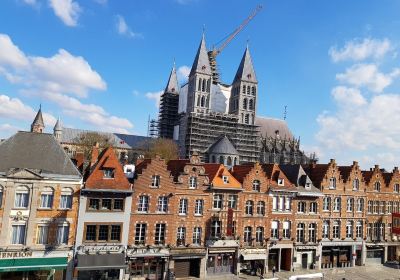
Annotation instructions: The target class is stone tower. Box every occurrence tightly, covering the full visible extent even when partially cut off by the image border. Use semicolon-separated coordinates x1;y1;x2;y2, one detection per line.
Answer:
229;45;258;125
31;106;45;133
53;117;62;141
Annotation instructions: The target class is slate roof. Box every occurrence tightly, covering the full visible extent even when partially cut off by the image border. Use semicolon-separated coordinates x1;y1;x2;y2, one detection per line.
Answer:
60;127;150;150
255;117;294;139
165;64;180;94
32;108;44;127
0;131;81;179
190;34;212;76
279;164;322;196
54;118;62;131
302;164;329;187
207;135;238;155
233;45;257;83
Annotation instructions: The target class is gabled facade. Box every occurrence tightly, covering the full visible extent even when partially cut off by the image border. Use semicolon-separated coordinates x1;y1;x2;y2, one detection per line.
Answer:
74;145;132;280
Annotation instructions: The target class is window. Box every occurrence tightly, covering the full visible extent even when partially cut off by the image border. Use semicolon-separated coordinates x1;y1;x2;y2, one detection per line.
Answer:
252;180;260;192
151;175;160;188
195;199;204;215
277;178;285;186
11;224;26;244
135;223;147;245
257;201;265;216
356;198;364;212
308;223;316;243
211;220;222;238
242;85;246;94
353;179;359;190
329;177;336;189
59;188;73;209
138;195;149;212
272;196;278;211
85;225;96;241
245;114;249;124
245;200;254;215
157;196;168;213
297;202;306;213
110;225;121;241
387;201;393;214
103;168;114;178
89;199;100;210
271;221;279;239
322;221;330;239
346;221;353;238
193;227;202;245
373;201;378;214
285;197;291;211
296;223;305;242
347;198;354;212
283;221;291;239
374;181;381;191
227;195;237;209
0;186;3;208
333;197;341;212
57;224;69;244
252;86;256;95
176;227;186;246
256;227;264;244
101;199;112;210
155;223;166;245
179;198;188;215
14;186;29;208
213;194;223;209
189;176;197;189
40;187;53;209
36;225;49;245
247;85;251;95
379;201;385;214
395;184;400;193
222;176;229;184
356;221;363;238
333;221;340;239
113;199;124;211
367;201;373;213
244;226;252;244
309;202;317;213
243;98;247;109
322;196;331;211
249;99;254;110
88;198;123;211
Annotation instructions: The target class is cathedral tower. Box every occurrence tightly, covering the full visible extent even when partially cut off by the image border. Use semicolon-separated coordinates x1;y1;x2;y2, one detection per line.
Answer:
31;106;45;133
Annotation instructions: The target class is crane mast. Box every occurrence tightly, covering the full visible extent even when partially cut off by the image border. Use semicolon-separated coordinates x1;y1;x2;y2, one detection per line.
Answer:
208;4;263;84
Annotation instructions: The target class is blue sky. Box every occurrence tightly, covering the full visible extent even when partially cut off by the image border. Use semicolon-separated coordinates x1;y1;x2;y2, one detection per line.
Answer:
1;0;400;168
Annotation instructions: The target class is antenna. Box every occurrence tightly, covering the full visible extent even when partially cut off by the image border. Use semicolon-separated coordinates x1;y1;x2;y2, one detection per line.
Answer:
283;105;287;120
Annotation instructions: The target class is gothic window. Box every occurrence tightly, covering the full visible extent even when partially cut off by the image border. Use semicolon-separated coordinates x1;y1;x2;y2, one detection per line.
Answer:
198;78;202;91
322;220;330;239
201;96;205;107
347;198;354;212
332;221;340;239
356;198;364;212
206;96;210;107
247;85;250;95
202;79;206;92
197;95;200;106
297;201;306;213
251;86;256;95
207;79;211;92
346;221;353;238
249;99;254;110
242;85;246;94
245;114;249;124
243;98;247;110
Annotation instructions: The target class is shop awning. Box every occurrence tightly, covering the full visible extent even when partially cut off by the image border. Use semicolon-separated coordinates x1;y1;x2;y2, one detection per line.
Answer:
0;257;67;272
242;254;266;260
77;253;126;270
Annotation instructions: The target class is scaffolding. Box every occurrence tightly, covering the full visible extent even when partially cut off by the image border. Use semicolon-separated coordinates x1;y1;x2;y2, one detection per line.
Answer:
158;91;179;139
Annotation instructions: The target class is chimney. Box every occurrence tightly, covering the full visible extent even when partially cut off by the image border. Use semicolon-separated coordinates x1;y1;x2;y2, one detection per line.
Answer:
75;152;85;173
374;164;379;170
90;142;99;167
394;167;399;173
353;161;358;166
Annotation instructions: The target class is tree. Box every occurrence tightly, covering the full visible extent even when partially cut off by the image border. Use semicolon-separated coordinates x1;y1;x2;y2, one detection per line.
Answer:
74;131;116;160
145;138;179;162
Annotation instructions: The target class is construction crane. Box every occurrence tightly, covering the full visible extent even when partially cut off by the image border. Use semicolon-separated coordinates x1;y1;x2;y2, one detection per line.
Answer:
208;4;263;83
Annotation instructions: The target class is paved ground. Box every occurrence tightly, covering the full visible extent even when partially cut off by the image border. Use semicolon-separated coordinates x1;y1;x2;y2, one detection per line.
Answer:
233;265;400;280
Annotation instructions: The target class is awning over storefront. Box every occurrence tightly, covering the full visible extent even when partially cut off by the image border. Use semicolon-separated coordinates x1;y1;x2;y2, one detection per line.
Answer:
242;254;266;260
77;253;126;270
0;257;67;272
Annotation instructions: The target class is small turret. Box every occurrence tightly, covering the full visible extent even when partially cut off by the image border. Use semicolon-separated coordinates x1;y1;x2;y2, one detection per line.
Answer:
31;105;45;133
54;117;62;141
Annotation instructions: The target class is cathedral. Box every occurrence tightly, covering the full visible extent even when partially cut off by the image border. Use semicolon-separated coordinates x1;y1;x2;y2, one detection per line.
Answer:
158;34;314;165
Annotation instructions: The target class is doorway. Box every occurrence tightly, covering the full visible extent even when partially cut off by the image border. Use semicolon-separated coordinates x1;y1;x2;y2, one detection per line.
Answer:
302;254;308;269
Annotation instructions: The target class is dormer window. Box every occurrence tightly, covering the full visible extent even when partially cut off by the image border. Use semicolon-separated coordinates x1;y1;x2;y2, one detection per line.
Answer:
189;176;197;189
353;178;359;190
103;168;114;179
329;177;336;189
151;175;160;188
222;176;229;184
277;178;284;186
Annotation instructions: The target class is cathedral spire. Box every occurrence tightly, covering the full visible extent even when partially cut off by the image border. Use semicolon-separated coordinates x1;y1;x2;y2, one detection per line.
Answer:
189;33;212;76
233;45;257;83
31;105;45;133
164;62;179;94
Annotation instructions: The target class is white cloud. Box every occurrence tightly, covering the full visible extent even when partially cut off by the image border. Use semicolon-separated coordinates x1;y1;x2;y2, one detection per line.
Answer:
177;65;190;83
331;86;367;107
49;0;81;27
0;34;29;68
22;0;38;6
336;64;400;93
329;38;391;62
145;91;162;108
115;15;140;38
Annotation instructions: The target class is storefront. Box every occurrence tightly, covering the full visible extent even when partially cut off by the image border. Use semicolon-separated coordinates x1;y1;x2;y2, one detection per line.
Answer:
267;243;292;272
127;247;169;280
293;246;317;270
365;245;384;265
0;250;70;280
206;240;238;276
170;248;206;278
239;249;267;276
321;246;352;268
75;245;126;280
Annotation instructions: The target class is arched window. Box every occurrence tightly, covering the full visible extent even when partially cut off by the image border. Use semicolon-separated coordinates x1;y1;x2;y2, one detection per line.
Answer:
233;157;238;166
219;156;224;164
57;222;70;245
356;198;364;212
245;114;249;124
322;220;330;239
322;196;331;211
257;201;265;216
247;85;250;95
242;85;246;94
346;198;354;212
353;178;359;190
249;99;254;110
40;187;54;209
252;86;256;95
243;98;247;110
196;95;200;106
227;156;232;166
206;79;211;92
206;96;210;107
198;78;202;91
201;96;205;107
14;186;30;208
374;181;381;191
245;200;254;215
333;197;341;211
60;187;73;209
202;79;206;92
256;227;264;243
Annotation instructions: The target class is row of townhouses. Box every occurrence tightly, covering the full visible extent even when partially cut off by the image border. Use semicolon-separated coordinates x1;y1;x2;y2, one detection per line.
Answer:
1;122;400;280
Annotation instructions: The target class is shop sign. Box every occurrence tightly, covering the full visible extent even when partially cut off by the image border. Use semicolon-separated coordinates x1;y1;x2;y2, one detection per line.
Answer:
242;249;267;254
170;248;206;255
0;251;33;259
79;245;123;254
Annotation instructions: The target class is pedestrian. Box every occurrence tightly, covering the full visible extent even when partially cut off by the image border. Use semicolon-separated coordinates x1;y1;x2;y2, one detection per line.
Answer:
272;266;276;277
